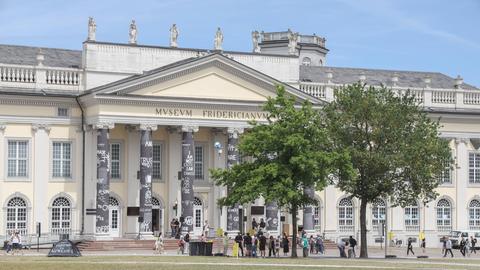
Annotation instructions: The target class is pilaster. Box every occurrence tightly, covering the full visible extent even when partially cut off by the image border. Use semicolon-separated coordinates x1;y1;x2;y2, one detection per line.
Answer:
32;123;50;234
455;137;469;231
180;124;198;233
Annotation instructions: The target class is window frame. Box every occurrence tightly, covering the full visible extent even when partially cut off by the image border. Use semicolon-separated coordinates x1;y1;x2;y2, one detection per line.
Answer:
50;140;74;182
404;202;420;231
5;138;31;181
469;152;480;184
51;141;73;179
371;199;386;231
110;141;122;180
436;198;452;231
152;141;165;182
469;199;480;230
194;142;207;181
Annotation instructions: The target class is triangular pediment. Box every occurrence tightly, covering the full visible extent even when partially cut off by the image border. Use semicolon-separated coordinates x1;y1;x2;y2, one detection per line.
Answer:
85;53;323;105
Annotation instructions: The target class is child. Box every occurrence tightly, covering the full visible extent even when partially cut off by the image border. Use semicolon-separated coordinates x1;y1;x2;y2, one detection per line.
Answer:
155;233;164;254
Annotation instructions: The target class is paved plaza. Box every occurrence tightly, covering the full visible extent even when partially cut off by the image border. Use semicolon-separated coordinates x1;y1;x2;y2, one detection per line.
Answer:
2;247;480;270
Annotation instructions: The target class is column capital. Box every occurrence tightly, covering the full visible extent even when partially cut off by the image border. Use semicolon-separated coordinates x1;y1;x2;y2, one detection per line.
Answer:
93;122;114;130
455;137;470;145
138;124;158;131
181;125;199;133
227;127;244;135
32;123;51;133
0;123;6;133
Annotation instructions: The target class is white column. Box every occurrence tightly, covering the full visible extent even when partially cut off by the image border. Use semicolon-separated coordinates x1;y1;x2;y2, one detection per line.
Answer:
0;124;5;233
126;125;141;236
212;131;227;230
167;128;182;228
83;126;97;235
324;185;337;236
32;124;50;235
455;138;469;231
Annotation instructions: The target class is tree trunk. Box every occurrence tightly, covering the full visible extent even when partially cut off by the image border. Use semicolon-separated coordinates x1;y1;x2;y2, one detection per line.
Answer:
291;204;298;258
359;198;368;258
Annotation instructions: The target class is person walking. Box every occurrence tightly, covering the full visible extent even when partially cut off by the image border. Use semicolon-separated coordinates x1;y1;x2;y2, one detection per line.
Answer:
282;232;290;256
235;232;244;257
407;238;415;256
471;236;477;254
184;232;190;254
421;237;426;253
223;232;229;256
460;237;466;257
317;235;324;255
155;232;164;254
177;236;185;255
348;236;357;258
252;235;258;257
10;232;22;256
309;235;315;254
443;237;454;257
466;238;472;257
441;236;446;255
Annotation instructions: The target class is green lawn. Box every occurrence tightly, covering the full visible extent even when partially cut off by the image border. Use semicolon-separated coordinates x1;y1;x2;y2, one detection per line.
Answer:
1;256;479;270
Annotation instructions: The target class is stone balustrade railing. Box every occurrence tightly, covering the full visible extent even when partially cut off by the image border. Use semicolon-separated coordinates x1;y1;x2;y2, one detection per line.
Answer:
0;64;83;91
299;82;480;109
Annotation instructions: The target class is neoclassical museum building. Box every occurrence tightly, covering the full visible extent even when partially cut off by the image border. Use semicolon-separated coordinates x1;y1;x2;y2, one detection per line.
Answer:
0;19;479;247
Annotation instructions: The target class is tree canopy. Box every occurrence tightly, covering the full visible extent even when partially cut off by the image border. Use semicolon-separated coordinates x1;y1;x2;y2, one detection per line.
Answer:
211;85;353;257
324;83;452;258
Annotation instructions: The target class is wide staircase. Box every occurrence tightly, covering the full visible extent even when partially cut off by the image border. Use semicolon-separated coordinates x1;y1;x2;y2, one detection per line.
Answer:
77;238;337;252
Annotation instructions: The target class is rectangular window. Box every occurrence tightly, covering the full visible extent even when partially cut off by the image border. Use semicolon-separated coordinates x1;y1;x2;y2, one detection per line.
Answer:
194;145;204;180
153;143;162;180
469;153;480;183
7;140;28;177
57;108;69;117
52;142;71;178
110;143;121;179
439;160;452;184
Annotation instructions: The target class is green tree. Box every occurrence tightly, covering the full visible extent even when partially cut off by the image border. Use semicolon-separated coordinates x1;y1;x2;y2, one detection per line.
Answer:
324;83;452;258
211;85;353;258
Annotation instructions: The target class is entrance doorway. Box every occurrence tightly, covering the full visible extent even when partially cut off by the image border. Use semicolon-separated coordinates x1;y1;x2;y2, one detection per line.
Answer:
193;197;203;236
109;197;120;238
152;197;163;236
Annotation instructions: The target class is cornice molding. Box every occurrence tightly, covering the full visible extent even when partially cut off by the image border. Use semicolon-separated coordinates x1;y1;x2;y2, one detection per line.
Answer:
93;122;115;130
0;123;6;132
32;123;51;133
0;115;81;126
0;95;77;107
227;127;244;135
138;124;158;131
181;125;199;133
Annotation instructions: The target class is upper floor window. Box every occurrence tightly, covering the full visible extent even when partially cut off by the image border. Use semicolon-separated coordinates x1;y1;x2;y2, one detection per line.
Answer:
469;153;480;183
52;142;71;178
57;108;69;117
110;143;121;179
7;140;28;177
194;145;204;180
153;143;162;180
438;160;452;184
302;57;311;66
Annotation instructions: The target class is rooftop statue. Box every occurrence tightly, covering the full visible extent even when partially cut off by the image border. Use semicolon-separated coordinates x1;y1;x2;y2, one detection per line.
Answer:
87;17;96;41
170;24;179;47
252;30;261;53
129;20;137;44
287;28;298;55
214;27;223;50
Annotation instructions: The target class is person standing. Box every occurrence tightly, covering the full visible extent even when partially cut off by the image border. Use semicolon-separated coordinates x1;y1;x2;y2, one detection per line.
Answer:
174;218;180;239
268;235;275;257
348;236;357;258
235;232;244;257
309;235;315;254
317;235;324;255
302;234;309;257
337;238;346;258
244;233;252;257
282;232;290;256
441;236;446;255
203;220;210;238
252;235;258;257
11;232;22;256
471;236;477;254
407;238;415;256
443;237;454;257
223;232;229;256
259;218;266;233
275;236;281;258
184;232;190;254
170;219;176;237
466;238;472;257
259;233;267;258
252;218;259;232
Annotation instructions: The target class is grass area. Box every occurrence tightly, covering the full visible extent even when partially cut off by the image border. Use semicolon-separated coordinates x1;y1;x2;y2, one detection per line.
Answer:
1;255;480;270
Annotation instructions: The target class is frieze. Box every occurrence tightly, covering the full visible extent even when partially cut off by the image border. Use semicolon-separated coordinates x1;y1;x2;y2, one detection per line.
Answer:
156;107;269;121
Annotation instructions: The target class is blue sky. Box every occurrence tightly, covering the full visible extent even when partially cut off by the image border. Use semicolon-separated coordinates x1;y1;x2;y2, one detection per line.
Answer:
0;0;478;86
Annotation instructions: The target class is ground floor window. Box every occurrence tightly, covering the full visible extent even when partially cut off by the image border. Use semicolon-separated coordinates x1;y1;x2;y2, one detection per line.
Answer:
51;197;71;235
6;197;28;236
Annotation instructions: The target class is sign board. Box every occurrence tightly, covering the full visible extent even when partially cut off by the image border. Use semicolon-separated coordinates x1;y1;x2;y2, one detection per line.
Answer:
47;239;81;257
375;237;384;243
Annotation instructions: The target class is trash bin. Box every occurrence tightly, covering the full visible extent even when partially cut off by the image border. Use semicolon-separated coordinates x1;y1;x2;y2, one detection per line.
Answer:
189;241;199;256
189;241;213;256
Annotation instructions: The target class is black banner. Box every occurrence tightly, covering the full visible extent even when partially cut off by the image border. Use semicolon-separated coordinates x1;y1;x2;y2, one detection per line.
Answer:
181;129;195;233
96;128;110;234
226;129;240;231
139;129;153;232
266;201;279;231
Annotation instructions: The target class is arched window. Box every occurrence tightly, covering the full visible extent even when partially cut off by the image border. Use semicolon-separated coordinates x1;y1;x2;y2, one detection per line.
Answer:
152;197;163;233
51;197;71;235
436;199;451;231
109;197;120;234
404;202;419;231
372;199;386;231
338;198;354;232
313;200;321;230
152;197;161;209
302;57;311;66
469;199;480;230
6;197;27;236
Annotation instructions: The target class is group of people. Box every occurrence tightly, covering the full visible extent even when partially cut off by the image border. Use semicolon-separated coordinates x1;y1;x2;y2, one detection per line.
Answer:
336;236;357;258
299;232;325;257
231;232;288;257
169;218;181;238
3;231;22;255
441;236;477;257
